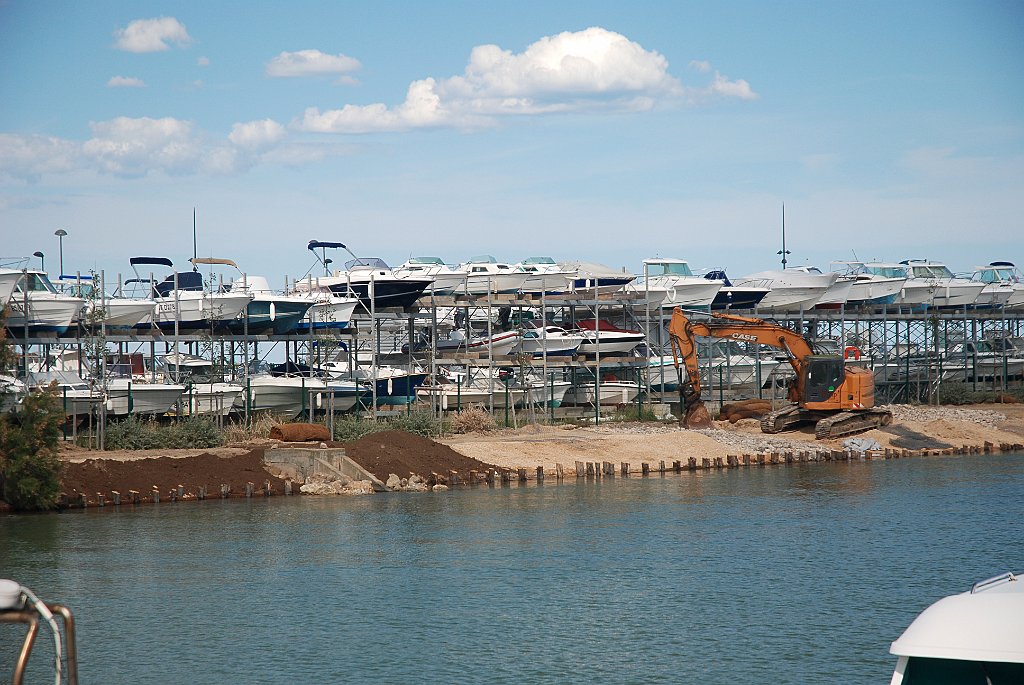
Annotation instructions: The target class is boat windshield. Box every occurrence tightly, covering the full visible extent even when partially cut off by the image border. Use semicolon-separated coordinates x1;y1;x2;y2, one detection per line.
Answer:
522;256;556;265
650;262;694;277
911;266;942;279
409;257;444;265
931;265;955;278
865;266;906;279
344;257;390;270
16;272;59;294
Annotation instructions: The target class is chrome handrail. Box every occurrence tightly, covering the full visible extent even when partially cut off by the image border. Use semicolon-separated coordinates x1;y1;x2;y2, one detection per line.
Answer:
971;571;1017;594
0;602;78;685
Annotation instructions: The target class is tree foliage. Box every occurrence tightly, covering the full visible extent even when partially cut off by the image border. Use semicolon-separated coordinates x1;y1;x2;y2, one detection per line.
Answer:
0;385;65;511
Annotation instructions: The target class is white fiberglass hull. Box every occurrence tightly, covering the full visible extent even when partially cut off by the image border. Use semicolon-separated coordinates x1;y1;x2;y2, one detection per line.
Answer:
897;280;937;307
179;383;243;417
89;298;156;328
577;332;645;356
106;379;186;416
5;294;86;334
463;273;529;295
152;292;251;331
563;382;642;406
235;376;327;419
519;272;572;295
973;283;1015;308
0;269;22;305
516;333;586;357
931;280;985;308
417;384;493;410
846;276;906;305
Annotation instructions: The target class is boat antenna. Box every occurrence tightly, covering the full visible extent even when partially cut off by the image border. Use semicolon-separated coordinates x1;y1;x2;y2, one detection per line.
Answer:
776;203;791;269
192;207;198;267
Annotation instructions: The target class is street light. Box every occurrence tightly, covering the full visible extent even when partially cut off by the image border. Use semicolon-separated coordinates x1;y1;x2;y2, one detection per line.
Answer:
32;251;44;272
54;229;67;277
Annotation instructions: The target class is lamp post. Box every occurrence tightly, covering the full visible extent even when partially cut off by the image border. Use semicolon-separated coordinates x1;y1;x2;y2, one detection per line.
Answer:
777;203;790;269
55;229;67;277
32;251;44;272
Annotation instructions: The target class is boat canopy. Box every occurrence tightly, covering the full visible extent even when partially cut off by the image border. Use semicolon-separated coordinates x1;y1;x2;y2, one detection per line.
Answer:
521;256;556;265
408;257;445;265
153;271;204;296
308;240;347;251
468;255;497;263
130;257;173;268
704;270;733;286
190;257;238;268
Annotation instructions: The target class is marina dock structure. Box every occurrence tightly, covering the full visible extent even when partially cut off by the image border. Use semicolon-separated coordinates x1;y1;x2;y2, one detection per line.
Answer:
4;265;1024;432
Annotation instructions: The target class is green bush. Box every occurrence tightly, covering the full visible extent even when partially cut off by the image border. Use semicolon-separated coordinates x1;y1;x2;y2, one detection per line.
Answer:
937;383;972;405
0;387;65;511
331;411;444;442
104;416;225;450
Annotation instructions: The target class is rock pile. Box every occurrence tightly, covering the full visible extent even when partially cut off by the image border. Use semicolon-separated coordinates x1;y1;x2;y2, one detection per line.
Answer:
384;473;430;492
883;404;1006;428
299;473;375;496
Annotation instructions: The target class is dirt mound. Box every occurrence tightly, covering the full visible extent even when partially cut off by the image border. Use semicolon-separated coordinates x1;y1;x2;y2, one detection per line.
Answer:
344;430;495;481
60;448;290;503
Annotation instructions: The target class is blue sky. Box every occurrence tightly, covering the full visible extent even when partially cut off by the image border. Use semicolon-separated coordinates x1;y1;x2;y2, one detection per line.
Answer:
1;1;1022;283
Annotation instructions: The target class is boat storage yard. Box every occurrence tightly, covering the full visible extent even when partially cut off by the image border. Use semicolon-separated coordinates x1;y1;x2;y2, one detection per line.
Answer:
3;253;1024;436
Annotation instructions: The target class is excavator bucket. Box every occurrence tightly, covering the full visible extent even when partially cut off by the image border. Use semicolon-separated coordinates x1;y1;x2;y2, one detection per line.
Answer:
682;399;713;428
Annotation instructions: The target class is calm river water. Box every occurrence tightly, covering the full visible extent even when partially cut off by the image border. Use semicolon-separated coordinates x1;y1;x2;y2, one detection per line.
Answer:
2;453;1022;684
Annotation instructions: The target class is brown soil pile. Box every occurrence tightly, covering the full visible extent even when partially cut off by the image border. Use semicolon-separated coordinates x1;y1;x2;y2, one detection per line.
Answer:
343;430;496;481
60;448;290;504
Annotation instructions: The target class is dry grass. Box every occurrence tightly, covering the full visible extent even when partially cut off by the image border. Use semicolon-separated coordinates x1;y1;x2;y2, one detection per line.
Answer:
449;407;497;434
223;414;282;443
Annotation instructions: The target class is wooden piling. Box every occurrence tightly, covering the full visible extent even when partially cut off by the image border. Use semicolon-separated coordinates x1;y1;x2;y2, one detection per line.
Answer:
659;460;666;474
245;482;254;498
264;480;272;496
536;466;545;482
111;491;121;506
641;462;650;476
673;460;682;473
97;493;105;507
585;462;595;477
700;457;710;469
129;489;140;504
220;484;229;498
284;480;292;496
78;492;87;508
556;463;564;480
448;470;459;486
151;487;160;503
517;468;527;482
620;462;629;477
177;484;184;499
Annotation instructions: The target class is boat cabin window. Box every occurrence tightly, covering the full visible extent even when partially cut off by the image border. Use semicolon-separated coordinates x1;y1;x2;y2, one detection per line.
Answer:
900;655;1024;684
866;266;905;279
471;267;488;273
931;265;955;278
522;257;555;265
16;273;59;294
344;257;390;270
652;262;694;277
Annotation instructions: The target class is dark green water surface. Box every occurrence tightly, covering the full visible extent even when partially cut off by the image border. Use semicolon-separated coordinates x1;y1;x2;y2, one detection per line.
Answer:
2;453;1022;684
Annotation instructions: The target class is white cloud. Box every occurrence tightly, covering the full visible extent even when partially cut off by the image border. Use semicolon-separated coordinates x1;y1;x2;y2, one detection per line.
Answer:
229;119;286;149
82;116;202;177
114;17;191;53
689;60;711;73
0;134;79;180
708;71;757;100
296;27;687;133
197;56;210;67
107;75;145;88
266;49;361;78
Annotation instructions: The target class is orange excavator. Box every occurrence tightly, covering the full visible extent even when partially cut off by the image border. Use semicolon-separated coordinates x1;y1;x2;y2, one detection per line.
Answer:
668;307;892;439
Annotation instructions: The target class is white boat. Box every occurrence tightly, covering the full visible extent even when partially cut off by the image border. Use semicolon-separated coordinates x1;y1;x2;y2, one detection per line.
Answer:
639;258;723;309
235;373;327;419
859;263;936;308
435;329;521;355
0;374;27;412
105;377;186;416
901;260;985;309
288;275;360;331
4;271;86;335
393;257;469;295
525;377;573;408
24;370;103;417
416;374;493;410
575;320;645;356
889;571;1023;685
456;256;530;295
971;262;1024;309
560;260;636;293
645;348;782;392
128;257;251;332
58;275;155;329
735;268;837;311
304;242;434;311
780;265;854;309
513;257;574;294
515;323;586;357
0;267;25;305
562;380;642;406
186;257;314;335
829;262;907;306
702;270;771;310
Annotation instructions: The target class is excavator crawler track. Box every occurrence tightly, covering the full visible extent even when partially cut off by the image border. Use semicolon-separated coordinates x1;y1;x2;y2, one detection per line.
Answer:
760;405;804;434
814;408;894;440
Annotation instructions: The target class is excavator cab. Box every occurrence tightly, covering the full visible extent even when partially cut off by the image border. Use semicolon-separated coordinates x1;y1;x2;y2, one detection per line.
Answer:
802;356;846;404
